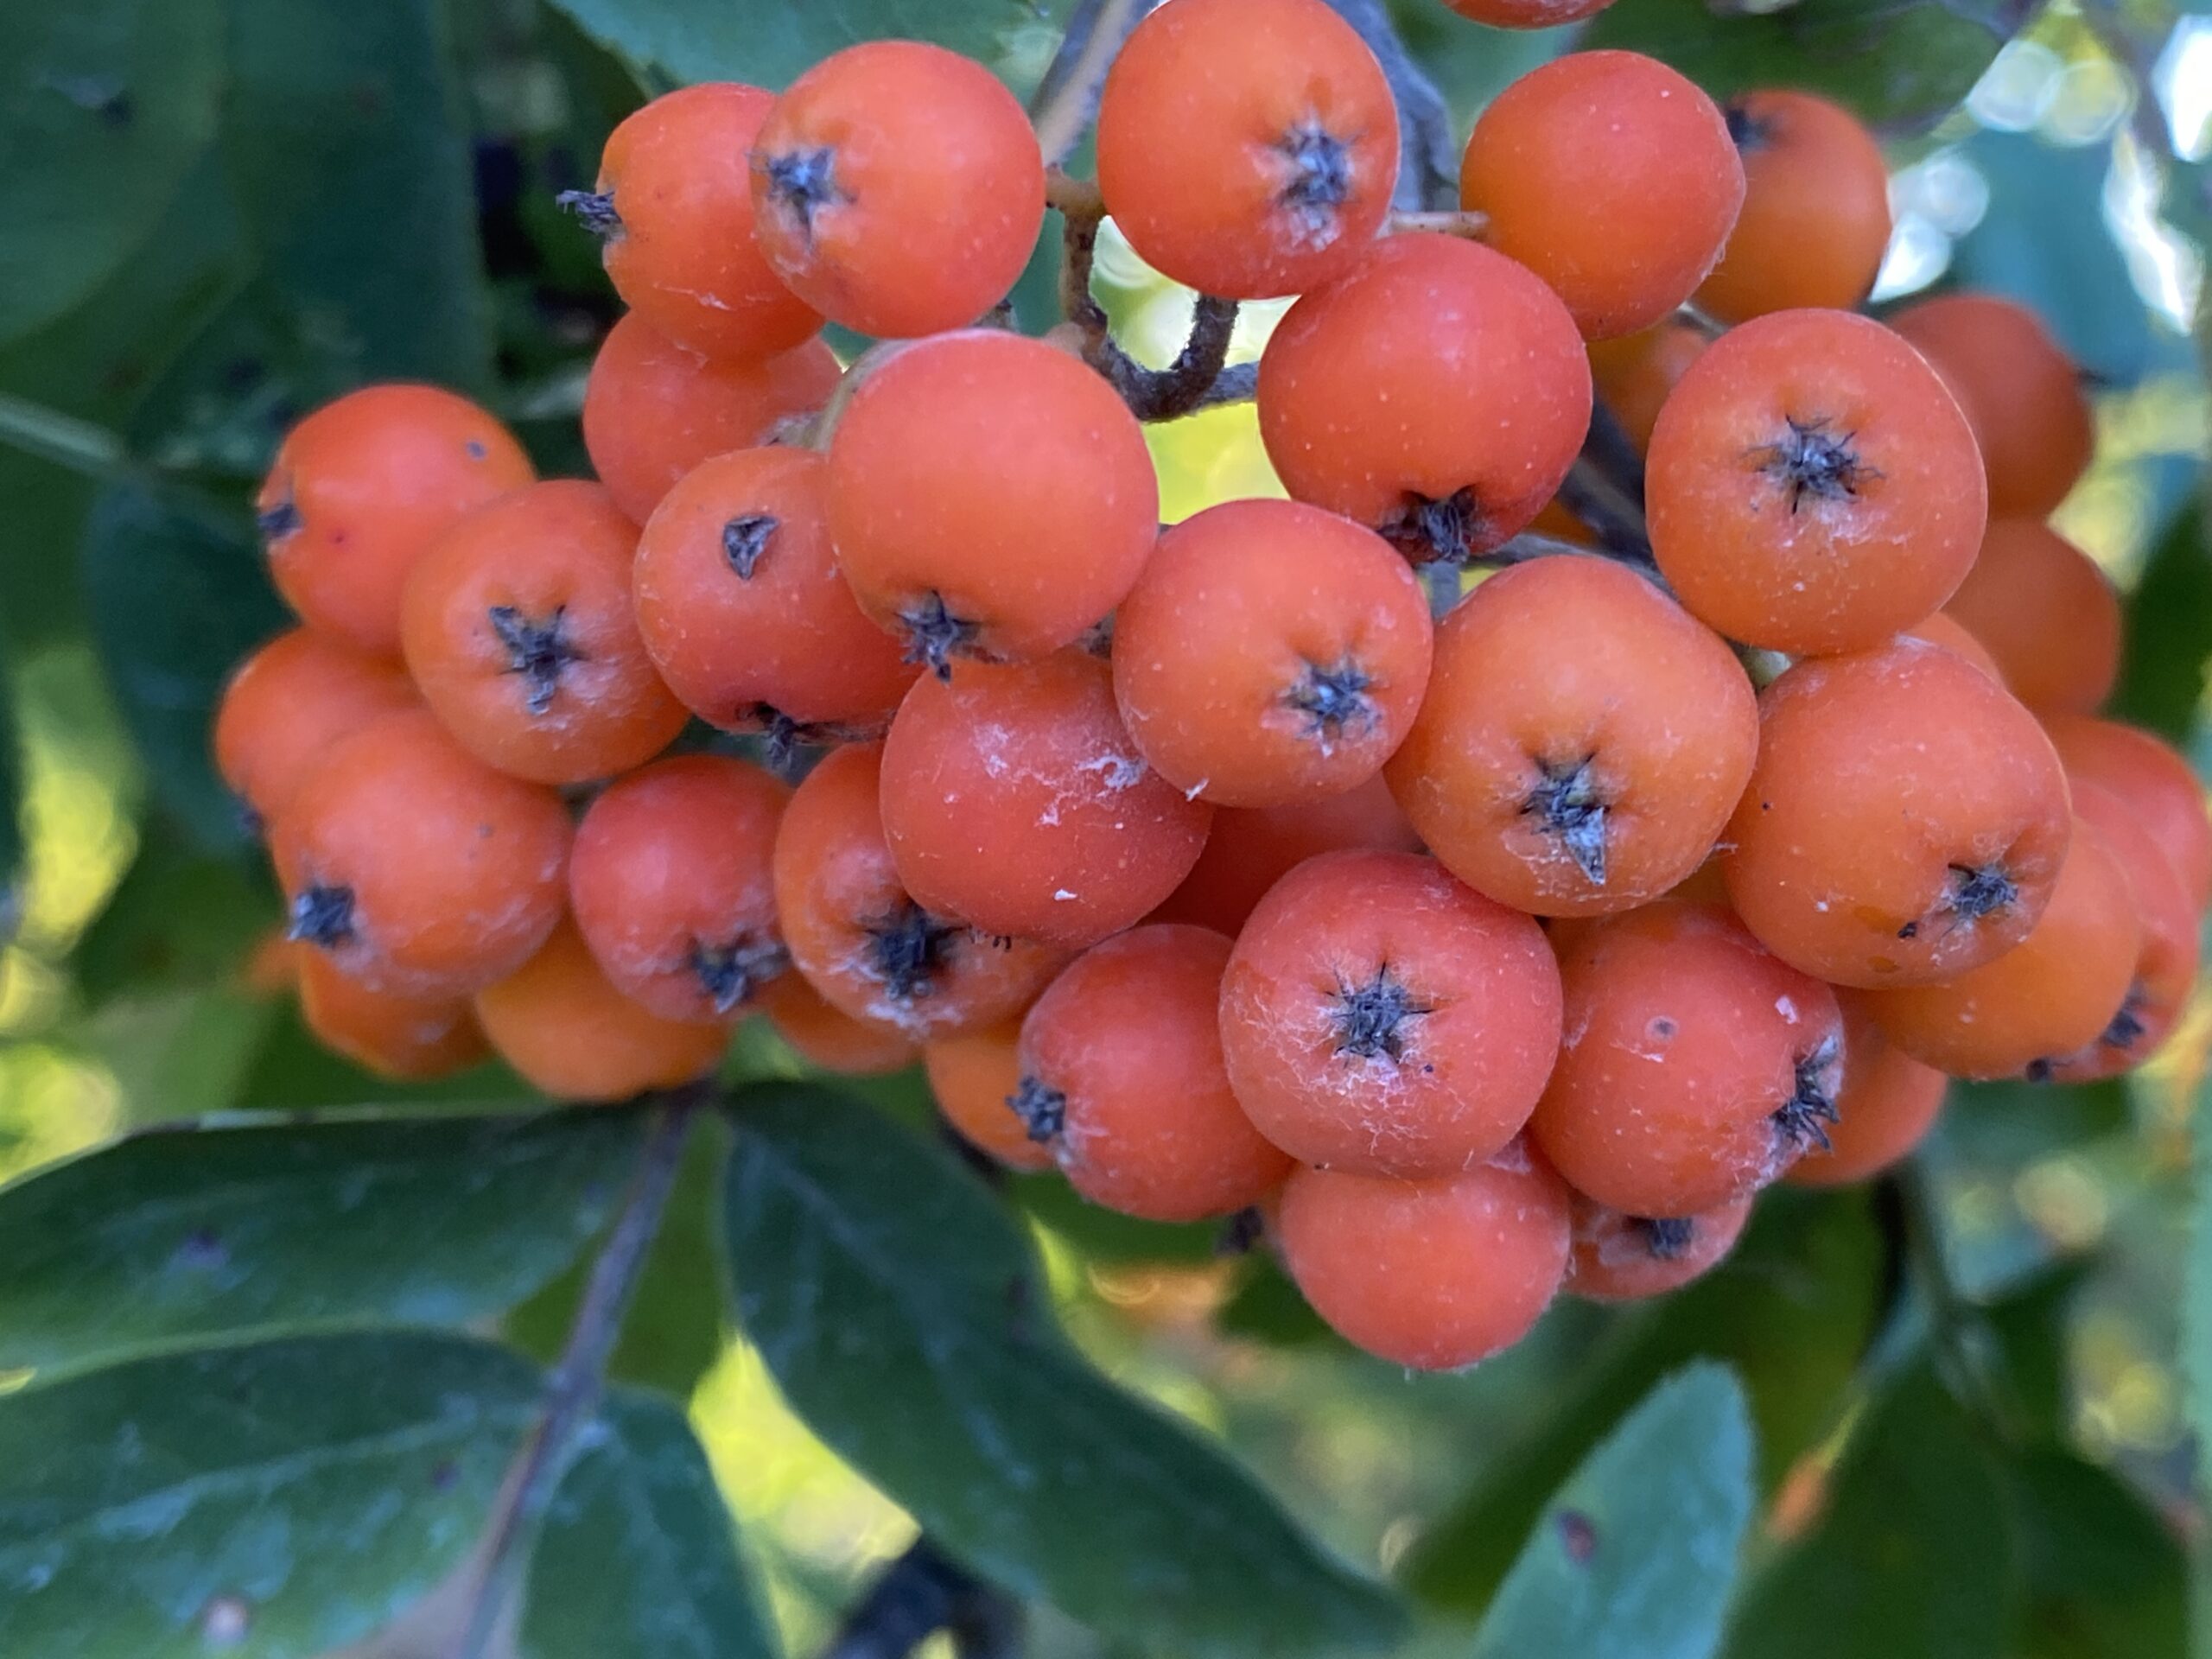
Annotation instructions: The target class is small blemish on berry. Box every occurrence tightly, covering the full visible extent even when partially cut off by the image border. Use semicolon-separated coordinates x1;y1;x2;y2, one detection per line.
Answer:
1331;964;1432;1063
762;146;846;245
1750;416;1879;512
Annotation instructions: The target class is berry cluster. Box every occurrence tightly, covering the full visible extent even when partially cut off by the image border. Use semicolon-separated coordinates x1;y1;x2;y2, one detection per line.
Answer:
213;0;2203;1373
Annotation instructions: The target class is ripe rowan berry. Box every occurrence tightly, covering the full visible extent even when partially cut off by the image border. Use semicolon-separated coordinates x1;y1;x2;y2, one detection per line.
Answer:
1440;0;1617;23
257;385;534;657
1111;499;1432;807
825;330;1158;676
1256;234;1590;563
2039;779;2200;1080
1218;849;1562;1178
298;950;489;1082
1095;0;1398;300
1460;53;1744;340
401;480;686;785
1859;817;2139;1079
1587;322;1708;453
475;922;728;1102
1150;774;1421;935
1385;556;1758;916
1645;308;1987;654
582;312;842;524
749;41;1045;339
213;628;416;829
772;741;1063;1039
1723;640;2073;987
2042;715;2212;912
879;651;1214;949
632;447;916;744
1904;612;2004;681
755;972;919;1077
569;754;790;1024
575;84;823;361
1014;925;1291;1221
1784;1001;1946;1187
924;1021;1054;1173
1941;521;2120;718
1695;91;1892;321
1530;900;1845;1216
1566;1193;1752;1302
270;709;570;998
1891;293;2093;520
1274;1145;1571;1370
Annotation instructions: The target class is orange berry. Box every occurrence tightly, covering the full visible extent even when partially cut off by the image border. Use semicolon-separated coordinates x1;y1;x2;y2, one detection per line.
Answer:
1646;308;1987;654
1460;52;1744;340
1111;499;1433;807
1015;925;1291;1221
475;922;728;1102
298;950;488;1082
755;973;918;1077
1531;900;1844;1216
1256;233;1591;563
924;1021;1054;1173
213;628;416;828
1440;0;1617;22
632;447;917;741
1566;1194;1752;1302
1150;774;1421;935
750;41;1044;339
879;652;1214;950
582;312;841;524
1096;0;1397;300
1275;1146;1572;1370
1859;817;2139;1079
825;330;1158;675
257;385;534;657
1942;521;2120;717
772;741;1063;1039
1891;293;2093;520
1218;849;1562;1179
1587;321;1708;453
1785;1001;1947;1187
2042;715;2212;912
1386;556;1758;917
401;480;686;785
2040;779;2201;1080
270;709;570;999
584;83;823;360
569;755;790;1023
1696;92;1891;321
1903;612;2004;681
1724;641;2072;987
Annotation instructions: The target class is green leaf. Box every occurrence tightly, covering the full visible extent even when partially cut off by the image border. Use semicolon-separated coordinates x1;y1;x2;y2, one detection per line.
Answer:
0;1331;541;1657
79;480;284;851
521;1389;779;1659
1407;1189;1880;1611
2006;1447;2187;1659
0;0;226;342
1471;1364;1754;1659
539;0;1068;93
2112;503;2211;742
1580;0;2021;130
1725;1366;2020;1659
0;1109;644;1373
721;1082;1407;1658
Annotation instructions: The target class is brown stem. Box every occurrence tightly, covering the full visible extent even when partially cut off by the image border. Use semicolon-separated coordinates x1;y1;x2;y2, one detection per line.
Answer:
1055;197;1246;421
1028;0;1156;169
449;1090;702;1659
